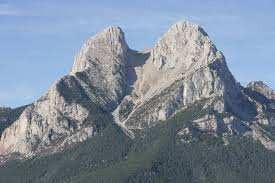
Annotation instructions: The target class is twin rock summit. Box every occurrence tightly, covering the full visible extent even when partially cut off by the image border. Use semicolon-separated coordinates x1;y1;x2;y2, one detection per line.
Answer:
1;21;275;158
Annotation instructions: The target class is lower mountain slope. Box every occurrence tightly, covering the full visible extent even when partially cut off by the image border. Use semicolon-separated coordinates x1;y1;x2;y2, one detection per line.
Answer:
0;75;114;156
0;102;274;183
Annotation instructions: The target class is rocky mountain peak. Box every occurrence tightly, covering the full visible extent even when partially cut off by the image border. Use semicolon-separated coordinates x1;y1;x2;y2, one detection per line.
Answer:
166;21;208;36
129;21;225;105
71;26;128;74
247;81;275;100
70;26;130;110
150;21;220;71
118;21;257;131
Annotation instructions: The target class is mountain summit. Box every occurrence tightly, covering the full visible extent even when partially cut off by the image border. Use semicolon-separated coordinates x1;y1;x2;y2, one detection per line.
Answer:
0;21;274;158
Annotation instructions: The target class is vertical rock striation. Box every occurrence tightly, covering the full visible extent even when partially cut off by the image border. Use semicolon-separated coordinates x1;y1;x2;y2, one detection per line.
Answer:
120;21;256;130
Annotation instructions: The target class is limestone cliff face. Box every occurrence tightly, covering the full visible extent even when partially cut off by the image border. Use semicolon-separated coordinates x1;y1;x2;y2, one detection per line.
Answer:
0;77;91;155
243;81;275;126
247;81;275;100
118;22;256;131
0;27;125;156
71;26;129;110
0;21;274;156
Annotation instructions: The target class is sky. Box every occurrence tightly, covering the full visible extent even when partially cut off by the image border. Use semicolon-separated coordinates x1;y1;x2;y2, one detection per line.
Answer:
0;0;274;107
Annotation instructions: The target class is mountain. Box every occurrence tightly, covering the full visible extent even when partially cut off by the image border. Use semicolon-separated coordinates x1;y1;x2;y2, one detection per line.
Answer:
0;27;127;156
0;21;275;182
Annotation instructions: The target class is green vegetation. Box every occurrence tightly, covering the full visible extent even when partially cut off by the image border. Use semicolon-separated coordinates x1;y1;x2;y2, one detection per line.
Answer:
0;123;131;183
0;102;275;183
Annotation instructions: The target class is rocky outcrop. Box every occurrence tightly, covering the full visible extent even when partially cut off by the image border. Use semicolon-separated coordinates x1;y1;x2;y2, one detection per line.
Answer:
193;115;218;132
247;124;275;151
117;21;256;130
247;81;275;100
71;26;129;110
0;77;93;156
243;81;275;126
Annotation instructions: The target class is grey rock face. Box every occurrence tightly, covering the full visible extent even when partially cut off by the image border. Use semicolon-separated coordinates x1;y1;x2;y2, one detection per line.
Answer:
119;21;256;130
71;26;129;110
0;27;125;156
0;76;90;155
193;115;218;132
244;81;275;126
247;81;275;100
246;124;275;151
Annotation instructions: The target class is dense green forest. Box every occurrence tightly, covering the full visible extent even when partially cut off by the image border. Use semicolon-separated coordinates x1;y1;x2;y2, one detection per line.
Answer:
0;104;275;183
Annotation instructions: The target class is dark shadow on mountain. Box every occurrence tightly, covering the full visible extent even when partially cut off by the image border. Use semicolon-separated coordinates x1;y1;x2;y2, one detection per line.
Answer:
125;49;150;95
0;105;29;136
244;87;275;113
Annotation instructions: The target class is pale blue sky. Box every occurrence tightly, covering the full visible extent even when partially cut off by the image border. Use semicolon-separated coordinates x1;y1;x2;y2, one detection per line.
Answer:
0;0;274;107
